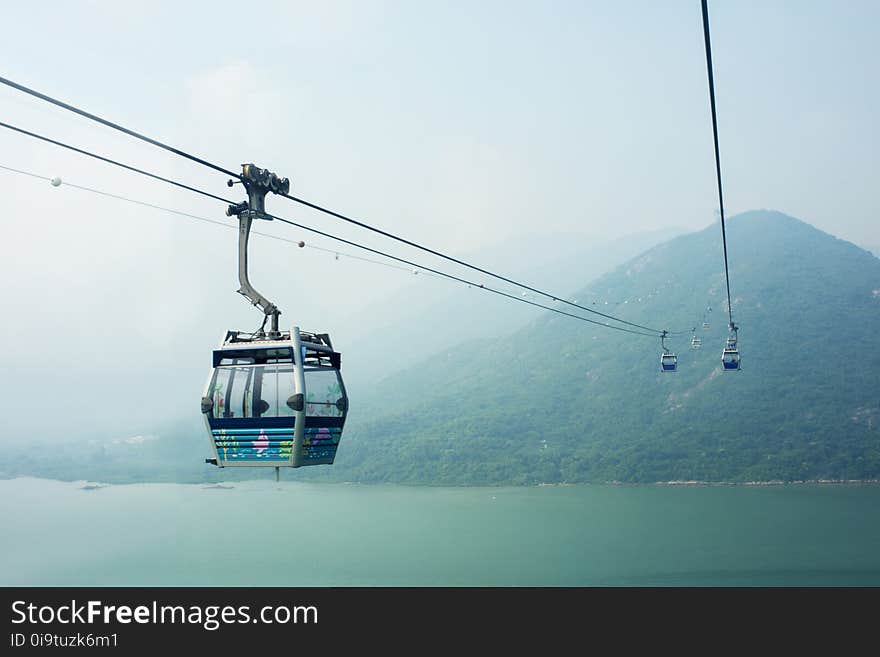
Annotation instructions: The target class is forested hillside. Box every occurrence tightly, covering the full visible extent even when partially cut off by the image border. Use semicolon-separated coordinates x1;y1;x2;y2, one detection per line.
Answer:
332;210;880;483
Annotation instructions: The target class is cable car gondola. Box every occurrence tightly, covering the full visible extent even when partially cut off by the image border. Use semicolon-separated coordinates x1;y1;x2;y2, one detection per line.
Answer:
661;352;677;372
721;345;740;371
691;327;702;349
721;323;741;371
200;163;349;476
659;330;677;372
202;327;348;467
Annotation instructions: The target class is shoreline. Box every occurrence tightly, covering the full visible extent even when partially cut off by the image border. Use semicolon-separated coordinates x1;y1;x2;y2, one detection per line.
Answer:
2;475;880;488
653;479;880;486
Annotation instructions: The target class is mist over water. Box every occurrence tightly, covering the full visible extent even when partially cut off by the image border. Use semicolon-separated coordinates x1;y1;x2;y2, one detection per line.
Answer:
4;478;880;586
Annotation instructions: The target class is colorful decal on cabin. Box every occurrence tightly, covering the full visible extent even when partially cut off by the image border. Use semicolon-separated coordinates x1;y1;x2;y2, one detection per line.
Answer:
300;426;342;464
212;427;293;462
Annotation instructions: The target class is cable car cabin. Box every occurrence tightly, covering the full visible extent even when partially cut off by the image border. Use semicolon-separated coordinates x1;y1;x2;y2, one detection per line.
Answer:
691;336;702;349
660;352;678;372
702;322;710;330
200;326;348;468
721;346;741;371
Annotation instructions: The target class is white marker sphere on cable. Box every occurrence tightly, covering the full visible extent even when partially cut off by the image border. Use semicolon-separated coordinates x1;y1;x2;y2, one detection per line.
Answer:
50;177;62;187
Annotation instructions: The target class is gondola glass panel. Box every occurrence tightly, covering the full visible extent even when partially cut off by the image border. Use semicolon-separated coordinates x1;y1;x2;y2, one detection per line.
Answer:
301;367;347;465
206;362;297;464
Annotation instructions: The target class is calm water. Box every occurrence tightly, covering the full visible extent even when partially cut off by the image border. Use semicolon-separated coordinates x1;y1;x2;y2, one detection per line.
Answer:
3;477;879;586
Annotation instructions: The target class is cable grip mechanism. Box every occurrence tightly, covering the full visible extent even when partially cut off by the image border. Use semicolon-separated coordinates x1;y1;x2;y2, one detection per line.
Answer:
227;163;291;339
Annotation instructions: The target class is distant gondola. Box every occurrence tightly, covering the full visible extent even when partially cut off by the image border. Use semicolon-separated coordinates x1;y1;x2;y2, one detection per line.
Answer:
659;330;677;372
721;324;741;371
722;336;741;371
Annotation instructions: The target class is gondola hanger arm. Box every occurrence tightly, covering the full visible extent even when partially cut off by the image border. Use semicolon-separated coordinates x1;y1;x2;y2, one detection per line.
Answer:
226;163;291;339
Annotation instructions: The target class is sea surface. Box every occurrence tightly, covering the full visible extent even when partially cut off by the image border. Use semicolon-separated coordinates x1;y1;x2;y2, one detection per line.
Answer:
3;477;879;586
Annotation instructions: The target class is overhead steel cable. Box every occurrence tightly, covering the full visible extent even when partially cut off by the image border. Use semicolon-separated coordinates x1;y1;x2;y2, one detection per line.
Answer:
0;120;234;206
277;190;668;334
0;163;430;276
0;159;657;338
0;75;670;335
0;162;279;238
0;75;238;179
263;211;660;337
700;0;734;329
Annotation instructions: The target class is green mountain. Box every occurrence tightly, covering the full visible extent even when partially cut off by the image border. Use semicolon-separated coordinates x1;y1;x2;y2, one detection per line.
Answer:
3;210;878;485
330;210;880;484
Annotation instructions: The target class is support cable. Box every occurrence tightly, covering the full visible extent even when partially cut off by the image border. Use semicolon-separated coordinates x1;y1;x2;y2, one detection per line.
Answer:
0;162;657;337
0;76;671;334
700;0;735;329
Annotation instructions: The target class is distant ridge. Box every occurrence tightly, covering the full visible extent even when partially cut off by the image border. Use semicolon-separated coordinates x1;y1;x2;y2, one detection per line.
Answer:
328;209;880;484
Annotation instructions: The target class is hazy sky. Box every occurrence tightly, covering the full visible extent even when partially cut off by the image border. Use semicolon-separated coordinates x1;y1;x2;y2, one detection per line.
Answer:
1;1;877;439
